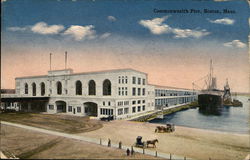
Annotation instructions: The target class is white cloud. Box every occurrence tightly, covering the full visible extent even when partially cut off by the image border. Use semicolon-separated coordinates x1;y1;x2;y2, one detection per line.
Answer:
139;16;171;35
31;22;64;35
223;40;246;48
107;16;117;22
63;25;96;41
139;16;210;38
208;18;235;25
100;32;111;39
172;28;210;38
7;26;28;32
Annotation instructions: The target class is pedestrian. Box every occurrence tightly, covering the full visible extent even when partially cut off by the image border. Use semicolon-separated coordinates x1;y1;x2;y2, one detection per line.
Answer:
126;148;130;156
119;141;122;149
131;146;134;155
108;139;111;147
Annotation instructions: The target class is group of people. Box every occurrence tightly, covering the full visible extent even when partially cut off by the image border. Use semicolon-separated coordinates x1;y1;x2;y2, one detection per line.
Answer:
107;138;135;156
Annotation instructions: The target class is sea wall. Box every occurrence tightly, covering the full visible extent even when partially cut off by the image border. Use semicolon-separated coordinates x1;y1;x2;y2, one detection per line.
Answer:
131;101;198;122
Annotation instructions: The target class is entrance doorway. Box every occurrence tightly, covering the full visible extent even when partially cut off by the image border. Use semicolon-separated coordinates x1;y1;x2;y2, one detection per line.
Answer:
56;101;66;113
84;102;98;117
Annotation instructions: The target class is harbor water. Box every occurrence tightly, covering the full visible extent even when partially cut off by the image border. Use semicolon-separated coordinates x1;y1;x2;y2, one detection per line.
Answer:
149;96;249;134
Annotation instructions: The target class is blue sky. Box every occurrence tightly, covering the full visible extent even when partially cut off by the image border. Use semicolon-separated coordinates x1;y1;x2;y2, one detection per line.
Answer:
1;0;249;92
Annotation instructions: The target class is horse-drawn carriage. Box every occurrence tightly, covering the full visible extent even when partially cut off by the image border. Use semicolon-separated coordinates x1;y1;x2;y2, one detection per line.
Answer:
134;136;158;148
134;136;146;148
155;123;175;133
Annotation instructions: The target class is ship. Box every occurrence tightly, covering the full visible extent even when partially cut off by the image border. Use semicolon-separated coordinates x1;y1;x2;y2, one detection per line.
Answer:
197;60;223;109
223;79;243;107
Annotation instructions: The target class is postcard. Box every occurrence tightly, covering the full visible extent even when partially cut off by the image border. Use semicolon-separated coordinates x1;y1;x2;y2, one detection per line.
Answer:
1;0;249;160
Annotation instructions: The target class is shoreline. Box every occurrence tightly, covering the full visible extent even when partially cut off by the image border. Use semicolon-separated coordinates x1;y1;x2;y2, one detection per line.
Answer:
147;121;249;136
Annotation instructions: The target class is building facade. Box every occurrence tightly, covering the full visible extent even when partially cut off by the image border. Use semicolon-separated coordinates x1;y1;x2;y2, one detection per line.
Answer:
1;68;197;119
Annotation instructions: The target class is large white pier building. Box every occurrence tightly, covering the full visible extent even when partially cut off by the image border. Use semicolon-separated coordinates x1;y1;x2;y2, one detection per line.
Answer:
1;68;197;119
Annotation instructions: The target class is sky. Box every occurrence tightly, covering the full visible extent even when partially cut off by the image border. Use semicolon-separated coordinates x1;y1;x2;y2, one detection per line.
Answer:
1;0;249;92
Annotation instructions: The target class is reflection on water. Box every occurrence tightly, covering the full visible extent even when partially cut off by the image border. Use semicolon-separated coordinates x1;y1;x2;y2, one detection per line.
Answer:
149;96;249;134
198;107;223;116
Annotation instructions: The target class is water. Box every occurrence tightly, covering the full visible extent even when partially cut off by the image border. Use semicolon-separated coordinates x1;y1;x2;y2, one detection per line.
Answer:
149;96;249;134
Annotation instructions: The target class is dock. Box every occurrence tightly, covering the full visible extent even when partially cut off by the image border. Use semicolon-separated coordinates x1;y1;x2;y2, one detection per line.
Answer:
125;102;198;122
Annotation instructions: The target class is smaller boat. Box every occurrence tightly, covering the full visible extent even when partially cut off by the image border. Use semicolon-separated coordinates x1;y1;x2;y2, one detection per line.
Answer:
223;79;242;107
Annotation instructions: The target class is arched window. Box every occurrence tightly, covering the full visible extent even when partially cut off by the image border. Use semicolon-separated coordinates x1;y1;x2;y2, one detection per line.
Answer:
103;79;111;96
24;83;28;94
75;80;82;95
57;81;62;95
40;82;45;96
32;83;36;96
88;80;96;95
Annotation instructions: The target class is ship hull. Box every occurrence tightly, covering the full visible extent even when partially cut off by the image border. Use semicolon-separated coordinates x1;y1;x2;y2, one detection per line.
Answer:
198;94;222;108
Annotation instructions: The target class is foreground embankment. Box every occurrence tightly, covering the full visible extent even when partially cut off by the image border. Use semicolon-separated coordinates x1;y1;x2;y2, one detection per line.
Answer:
78;120;250;160
0;123;160;159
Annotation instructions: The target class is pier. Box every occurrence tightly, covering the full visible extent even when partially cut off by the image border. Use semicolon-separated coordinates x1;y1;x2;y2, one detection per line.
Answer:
125;101;198;122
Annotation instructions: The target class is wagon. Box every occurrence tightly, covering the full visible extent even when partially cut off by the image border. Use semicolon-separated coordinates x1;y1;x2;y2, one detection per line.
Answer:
134;136;146;148
155;123;175;133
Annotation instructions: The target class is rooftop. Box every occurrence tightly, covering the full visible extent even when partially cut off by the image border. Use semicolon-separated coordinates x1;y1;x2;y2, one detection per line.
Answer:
15;68;147;79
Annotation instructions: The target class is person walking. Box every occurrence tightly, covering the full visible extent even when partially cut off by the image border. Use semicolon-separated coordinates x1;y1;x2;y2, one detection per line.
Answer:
108;139;111;147
126;148;130;156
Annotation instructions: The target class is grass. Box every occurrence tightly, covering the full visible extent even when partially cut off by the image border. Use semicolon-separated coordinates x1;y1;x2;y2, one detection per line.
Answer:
0;112;103;134
17;138;61;159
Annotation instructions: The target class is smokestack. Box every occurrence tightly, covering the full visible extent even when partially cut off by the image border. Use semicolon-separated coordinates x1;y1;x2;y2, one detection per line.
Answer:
65;51;67;69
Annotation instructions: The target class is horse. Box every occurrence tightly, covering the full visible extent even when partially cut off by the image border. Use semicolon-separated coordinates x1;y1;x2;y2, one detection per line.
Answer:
146;139;159;148
155;126;166;133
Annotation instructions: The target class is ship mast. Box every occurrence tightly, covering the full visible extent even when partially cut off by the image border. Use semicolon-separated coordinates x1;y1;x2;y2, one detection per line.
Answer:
208;59;213;90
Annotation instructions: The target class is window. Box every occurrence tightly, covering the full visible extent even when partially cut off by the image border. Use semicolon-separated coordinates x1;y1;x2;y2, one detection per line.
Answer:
75;80;82;95
122;87;124;96
132;107;136;113
142;100;145;103
142;105;145;111
49;105;54;110
138;88;141;96
40;82;45;96
118;87;121;95
103;79;111;95
108;101;111;106
24;83;28;94
137;106;141;112
132;88;136;96
118;108;123;115
143;79;145;85
57;81;62;95
132;77;136;84
88;80;96;95
118;76;121;84
125;87;128;95
68;106;72;112
122;76;124;84
142;88;145;96
124;108;129;114
77;107;81;113
132;101;136;104
138;78;141;85
124;101;129;105
32;83;36;96
125;76;128;84
138;100;141;104
103;101;105;106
